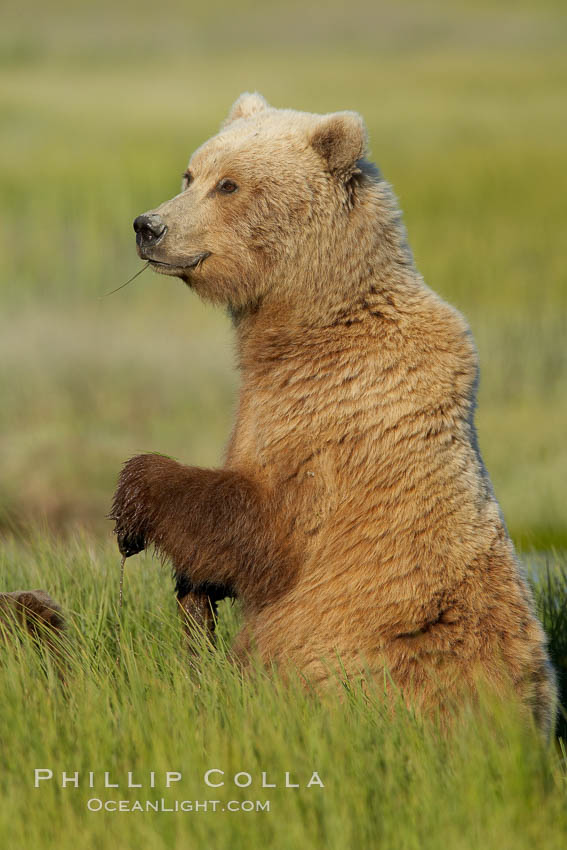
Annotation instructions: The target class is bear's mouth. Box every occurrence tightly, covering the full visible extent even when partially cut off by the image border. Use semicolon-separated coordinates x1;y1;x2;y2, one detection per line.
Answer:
148;253;211;275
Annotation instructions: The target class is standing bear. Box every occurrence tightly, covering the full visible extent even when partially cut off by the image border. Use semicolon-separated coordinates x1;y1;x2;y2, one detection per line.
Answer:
111;93;556;733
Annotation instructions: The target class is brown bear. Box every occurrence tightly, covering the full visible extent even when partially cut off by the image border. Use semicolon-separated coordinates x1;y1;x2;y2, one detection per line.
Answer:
0;590;64;657
111;93;557;733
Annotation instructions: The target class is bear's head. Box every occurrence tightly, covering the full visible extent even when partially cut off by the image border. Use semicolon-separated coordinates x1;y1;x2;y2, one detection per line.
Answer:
134;93;406;319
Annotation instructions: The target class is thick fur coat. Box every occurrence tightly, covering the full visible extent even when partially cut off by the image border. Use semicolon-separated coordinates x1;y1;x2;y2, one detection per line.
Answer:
111;93;557;732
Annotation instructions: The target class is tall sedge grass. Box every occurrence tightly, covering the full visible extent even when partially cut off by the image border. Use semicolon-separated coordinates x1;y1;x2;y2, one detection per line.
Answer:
0;536;566;849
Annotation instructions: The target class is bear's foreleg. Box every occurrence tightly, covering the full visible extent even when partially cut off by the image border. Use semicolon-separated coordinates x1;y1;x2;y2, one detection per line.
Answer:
110;453;295;616
174;571;228;653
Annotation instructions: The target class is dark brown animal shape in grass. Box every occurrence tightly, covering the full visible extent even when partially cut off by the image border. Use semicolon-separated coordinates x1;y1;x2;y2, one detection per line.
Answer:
0;590;65;659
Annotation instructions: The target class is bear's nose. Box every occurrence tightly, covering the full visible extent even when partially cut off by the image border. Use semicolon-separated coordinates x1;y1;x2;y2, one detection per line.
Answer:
133;213;167;248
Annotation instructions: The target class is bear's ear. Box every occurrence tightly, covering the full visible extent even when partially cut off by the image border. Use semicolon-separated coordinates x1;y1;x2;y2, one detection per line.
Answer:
309;111;367;177
223;92;270;127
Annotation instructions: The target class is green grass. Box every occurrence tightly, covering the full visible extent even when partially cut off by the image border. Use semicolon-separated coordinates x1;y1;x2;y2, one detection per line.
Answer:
1;1;567;845
1;536;567;850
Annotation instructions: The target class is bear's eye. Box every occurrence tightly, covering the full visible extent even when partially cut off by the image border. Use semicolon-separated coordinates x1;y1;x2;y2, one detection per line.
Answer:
181;170;193;190
217;178;238;194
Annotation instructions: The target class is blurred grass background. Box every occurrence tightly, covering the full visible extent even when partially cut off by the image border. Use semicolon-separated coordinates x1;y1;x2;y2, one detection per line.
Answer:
1;0;566;548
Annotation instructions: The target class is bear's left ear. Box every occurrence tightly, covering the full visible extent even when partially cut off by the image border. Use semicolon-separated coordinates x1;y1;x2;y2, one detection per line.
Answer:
309;111;367;177
223;92;270;128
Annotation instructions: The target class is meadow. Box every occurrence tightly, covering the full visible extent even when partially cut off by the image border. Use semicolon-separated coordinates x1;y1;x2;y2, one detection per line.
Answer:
1;0;566;846
0;539;567;849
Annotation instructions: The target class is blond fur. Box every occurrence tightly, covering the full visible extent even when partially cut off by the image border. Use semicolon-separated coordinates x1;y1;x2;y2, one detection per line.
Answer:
113;94;557;734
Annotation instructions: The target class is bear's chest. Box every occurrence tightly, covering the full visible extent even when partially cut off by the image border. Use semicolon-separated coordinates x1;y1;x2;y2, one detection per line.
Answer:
227;383;307;476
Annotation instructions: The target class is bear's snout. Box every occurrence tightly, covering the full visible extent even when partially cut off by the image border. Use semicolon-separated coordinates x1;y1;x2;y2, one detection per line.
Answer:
133;213;167;255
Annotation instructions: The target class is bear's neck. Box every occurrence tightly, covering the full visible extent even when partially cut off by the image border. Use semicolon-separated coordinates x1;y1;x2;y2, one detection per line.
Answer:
233;203;424;363
239;175;419;326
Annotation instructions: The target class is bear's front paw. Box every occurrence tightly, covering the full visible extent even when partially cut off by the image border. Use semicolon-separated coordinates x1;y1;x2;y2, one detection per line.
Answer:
109;454;159;558
115;528;146;558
